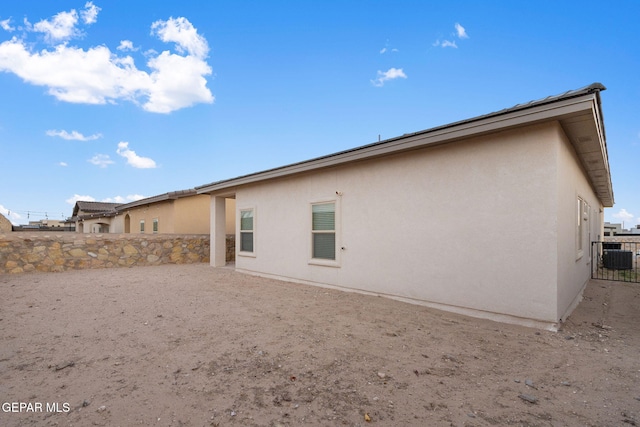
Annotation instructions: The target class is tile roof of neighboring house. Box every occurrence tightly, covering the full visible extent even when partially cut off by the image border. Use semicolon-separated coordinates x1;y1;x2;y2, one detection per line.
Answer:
72;201;122;217
196;83;613;207
69;190;201;222
115;189;198;211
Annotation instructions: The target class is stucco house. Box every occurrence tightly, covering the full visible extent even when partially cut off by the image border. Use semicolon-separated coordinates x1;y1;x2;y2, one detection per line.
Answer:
196;83;614;329
71;201;121;233
113;189;214;234
72;189;221;235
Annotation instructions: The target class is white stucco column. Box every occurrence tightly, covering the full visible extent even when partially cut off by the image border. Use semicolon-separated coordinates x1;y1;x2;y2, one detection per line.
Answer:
211;195;227;267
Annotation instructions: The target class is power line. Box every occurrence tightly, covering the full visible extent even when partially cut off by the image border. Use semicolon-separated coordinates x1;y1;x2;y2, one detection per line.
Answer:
3;208;68;220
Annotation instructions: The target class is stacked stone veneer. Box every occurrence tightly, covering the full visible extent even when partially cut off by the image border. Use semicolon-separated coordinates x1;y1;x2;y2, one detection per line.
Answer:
0;233;211;274
226;234;235;262
0;213;12;233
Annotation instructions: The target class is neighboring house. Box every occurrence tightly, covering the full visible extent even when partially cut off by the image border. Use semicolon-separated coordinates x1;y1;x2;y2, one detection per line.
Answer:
604;222;622;236
28;219;69;228
113;189;213;234
196;83;614;329
603;222;640;236
71;201;121;233
71;190;218;235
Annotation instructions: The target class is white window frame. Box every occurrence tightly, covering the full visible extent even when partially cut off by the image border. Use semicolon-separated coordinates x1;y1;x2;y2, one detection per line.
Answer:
152;218;159;234
140;219;145;233
238;206;256;257
309;197;341;267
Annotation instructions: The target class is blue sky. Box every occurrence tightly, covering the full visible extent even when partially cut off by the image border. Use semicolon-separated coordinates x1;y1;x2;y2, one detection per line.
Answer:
0;1;638;228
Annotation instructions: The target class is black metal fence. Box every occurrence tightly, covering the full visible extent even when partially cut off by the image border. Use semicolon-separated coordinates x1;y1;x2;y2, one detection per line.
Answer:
591;241;640;283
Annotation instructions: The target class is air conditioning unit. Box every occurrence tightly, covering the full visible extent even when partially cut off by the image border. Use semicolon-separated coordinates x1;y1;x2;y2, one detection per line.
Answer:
603;250;633;270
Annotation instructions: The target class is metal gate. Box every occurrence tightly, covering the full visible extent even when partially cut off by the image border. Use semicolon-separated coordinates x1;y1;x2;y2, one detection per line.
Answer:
591;241;640;283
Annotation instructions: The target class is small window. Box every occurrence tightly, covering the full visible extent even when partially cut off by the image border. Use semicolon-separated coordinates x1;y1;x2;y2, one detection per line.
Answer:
240;209;254;253
140;220;145;233
153;218;158;233
312;203;336;260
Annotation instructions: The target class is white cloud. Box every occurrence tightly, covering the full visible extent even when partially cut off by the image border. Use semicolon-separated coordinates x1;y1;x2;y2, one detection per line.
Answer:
66;194;144;206
102;194;145;203
59;161;68;167
47;129;102;141
0;204;22;223
151;17;209;58
433;23;469;49
66;194;96;205
455;23;468;39
29;2;99;43
88;154;114;168
32;9;80;43
379;40;398;55
80;2;101;25
612;208;635;224
144;50;214;113
371;67;407;87
379;47;399;54
1;18;14;32
0;9;213;113
116;141;157;168
117;40;137;51
433;39;457;48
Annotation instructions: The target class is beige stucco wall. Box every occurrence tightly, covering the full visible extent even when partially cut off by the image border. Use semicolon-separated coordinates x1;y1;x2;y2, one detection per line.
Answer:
225;198;236;235
120;202;175;234
173;194;211;234
77;195;211;235
115;195;210;235
226;122;573;325
78;217;113;234
555;123;602;321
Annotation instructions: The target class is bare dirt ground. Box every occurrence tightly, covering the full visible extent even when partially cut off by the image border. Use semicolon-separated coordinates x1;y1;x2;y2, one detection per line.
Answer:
1;264;639;427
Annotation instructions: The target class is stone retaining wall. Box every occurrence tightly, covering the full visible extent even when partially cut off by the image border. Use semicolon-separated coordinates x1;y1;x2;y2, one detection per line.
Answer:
0;233;211;274
0;213;12;233
226;234;235;262
604;236;640;243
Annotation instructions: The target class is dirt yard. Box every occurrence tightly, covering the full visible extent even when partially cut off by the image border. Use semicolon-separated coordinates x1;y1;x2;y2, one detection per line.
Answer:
1;264;639;426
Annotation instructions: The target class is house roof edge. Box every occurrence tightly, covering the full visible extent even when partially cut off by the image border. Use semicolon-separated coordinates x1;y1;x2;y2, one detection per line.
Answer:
196;84;610;197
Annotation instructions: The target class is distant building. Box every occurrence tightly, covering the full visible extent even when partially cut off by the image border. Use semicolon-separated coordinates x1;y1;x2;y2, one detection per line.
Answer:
113;189;213;235
604;222;622;236
28;219;69;228
604;222;640;236
71;189;219;235
70;201;122;233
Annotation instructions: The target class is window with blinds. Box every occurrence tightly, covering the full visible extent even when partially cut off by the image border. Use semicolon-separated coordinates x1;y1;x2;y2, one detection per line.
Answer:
240;209;254;253
312;202;335;260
